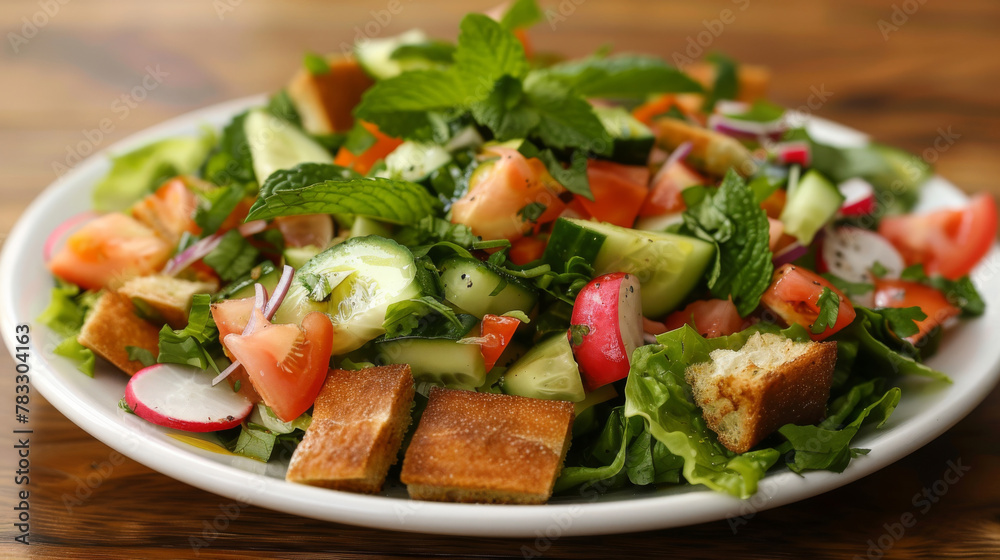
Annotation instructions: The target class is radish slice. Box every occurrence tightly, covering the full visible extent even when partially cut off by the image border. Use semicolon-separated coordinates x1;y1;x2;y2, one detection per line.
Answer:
708;114;787;141
837;178;877;216
43;211;98;262
264;265;294;320
569;272;644;391
819;226;904;284
126;363;253;432
775;141;811;167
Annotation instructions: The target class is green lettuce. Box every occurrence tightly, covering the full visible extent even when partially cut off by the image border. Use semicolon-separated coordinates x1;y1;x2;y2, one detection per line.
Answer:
37;281;99;376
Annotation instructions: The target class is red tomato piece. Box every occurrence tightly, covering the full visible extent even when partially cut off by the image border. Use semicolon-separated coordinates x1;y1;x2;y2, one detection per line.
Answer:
662;298;746;338
333;121;403;175
479;314;521;372
508;236;547;266
878;194;997;280
760;188;787;220
47;213;173;290
632;94;677;127
223;311;333;422
761;264;857;341
873;279;960;343
210;297;263;402
274;214;334;248
576;160;649;228
130;177;200;245
640;162;703;217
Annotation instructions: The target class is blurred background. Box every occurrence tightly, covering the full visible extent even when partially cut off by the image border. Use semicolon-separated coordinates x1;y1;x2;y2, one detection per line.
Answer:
1;1;998;558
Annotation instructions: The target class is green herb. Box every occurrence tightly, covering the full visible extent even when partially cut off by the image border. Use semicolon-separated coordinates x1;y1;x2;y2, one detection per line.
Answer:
231;424;277;462
821;273;874;297
518;141;592;200
394;216;479;248
233;380;242;393
54;337;96;377
156;294;220;372
681;170;773;316
302;52;330;75
870;261;888;278
118;397;136;415
870;306;926;339
203;230;260;282
390;41;457;64
499;0;543;30
383;296;465;339
202;111;257;191
342;121;377;155
569;324;590;346
531;54;702;98
38;281;98;376
812;287;841;334
125;346;157;367
726;100;785;123
194;183;245;236
502;310;531;323
835;307;949;382
265;90;302;127
518;202;548;223
471;75;540;141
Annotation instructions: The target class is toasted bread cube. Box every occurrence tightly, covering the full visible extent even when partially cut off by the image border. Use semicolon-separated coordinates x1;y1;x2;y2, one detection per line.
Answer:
77;291;161;376
288;57;374;135
401;388;574;504
685;332;837;454
118;275;218;329
654;118;757;177
285;365;414;494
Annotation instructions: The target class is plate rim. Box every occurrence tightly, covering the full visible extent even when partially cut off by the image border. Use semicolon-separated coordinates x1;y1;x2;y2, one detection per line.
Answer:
3;95;999;538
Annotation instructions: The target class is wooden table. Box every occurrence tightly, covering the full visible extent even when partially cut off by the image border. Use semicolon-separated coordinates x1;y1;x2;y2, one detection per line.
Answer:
2;0;998;558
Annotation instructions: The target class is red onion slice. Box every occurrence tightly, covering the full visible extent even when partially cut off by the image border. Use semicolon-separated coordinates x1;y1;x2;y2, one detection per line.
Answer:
772;242;808;266
652;142;693;186
264;265;294;320
211;359;242;387
163;221;268;276
43;211;98;262
708;114;787;142
213;281;270;387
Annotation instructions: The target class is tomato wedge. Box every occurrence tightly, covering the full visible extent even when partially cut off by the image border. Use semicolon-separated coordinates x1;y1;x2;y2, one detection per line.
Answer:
48;213;173;290
333;121;403;175
223;311;333;422
761;264;856;341
479;314;521;372
640;162;703;217
878;194;998;280
873;279;959;343
508;236;547;266
632;94;677;127
662;298;746;338
575;160;649;227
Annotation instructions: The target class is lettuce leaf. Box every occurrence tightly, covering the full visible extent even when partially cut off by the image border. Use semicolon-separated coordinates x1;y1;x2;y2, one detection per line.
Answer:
93;132;215;212
37;281;99;376
532;54;702;98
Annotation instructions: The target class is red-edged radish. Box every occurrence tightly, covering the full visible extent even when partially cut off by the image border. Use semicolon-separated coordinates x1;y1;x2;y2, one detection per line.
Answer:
125;363;253;432
837;178;876;216
774;141;811;167
568;272;644;391
819;226;904;284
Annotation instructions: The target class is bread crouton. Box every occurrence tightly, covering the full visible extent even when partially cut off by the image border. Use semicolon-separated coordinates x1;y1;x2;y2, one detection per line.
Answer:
119;275;218;329
285;365;414;494
287;58;374;135
401;388;574;504
685;332;837;454
654;118;758;177
77;291;161;376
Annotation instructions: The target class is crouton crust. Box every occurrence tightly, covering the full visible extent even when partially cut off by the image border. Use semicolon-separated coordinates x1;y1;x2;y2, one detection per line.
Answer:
287;58;374;135
401;388;574;504
685;333;837;454
285;365;414;494
118;275;217;329
77;290;161;376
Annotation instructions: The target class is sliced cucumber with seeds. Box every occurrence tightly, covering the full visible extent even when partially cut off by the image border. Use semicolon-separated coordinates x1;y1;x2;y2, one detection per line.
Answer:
439;257;538;319
502;333;586;403
273;235;424;354
244;109;332;184
376;337;486;389
355;29;431;80
384;141;452;183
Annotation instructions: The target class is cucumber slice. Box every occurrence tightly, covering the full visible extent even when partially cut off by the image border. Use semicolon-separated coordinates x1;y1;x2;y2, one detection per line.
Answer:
273;236;423;354
546;218;716;317
284;245;323;270
502;333;585;403
349;216;393;239
594;106;655;165
214;261;280;301
384;141;452;183
375;337;486;389
355;29;430;80
780;169;845;245
634;212;685;233
439;257;538;319
243;109;332;184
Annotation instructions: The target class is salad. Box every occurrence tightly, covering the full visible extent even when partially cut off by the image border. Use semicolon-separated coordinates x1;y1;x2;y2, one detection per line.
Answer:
38;0;998;502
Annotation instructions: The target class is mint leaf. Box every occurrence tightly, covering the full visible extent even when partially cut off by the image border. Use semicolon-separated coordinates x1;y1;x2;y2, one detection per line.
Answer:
821;272;874;297
383;296;464;339
871;306;926;339
681;170;773;316
203;111;257;190
518;202;547;223
726;100;784;123
533;54;702;98
812;287;841;334
899;264;985;317
249;170;442;224
454;13;529;91
471;75;540;141
194;183;245;236
836;307;949;382
500;0;543;30
156;294;219;371
394;216;479;248
390;40;456;64
302;52;330;75
203;230;260;282
518;141;592;200
526;84;612;155
343;121;377;155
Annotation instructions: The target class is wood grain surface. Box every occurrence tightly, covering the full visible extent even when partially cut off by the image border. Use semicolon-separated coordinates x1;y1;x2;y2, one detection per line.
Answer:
2;0;999;558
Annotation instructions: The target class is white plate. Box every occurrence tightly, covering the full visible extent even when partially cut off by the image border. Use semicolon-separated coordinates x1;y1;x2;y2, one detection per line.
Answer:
3;96;999;537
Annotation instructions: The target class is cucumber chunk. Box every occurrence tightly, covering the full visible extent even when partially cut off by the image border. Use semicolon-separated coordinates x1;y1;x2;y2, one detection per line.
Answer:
375;337;486;389
780;169;845;245
284;246;323;270
439;257;538;319
243;109;332;184
355;29;431;80
545;218;715;317
594;106;655;165
502;333;586;403
383;141;452;183
273;235;423;354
